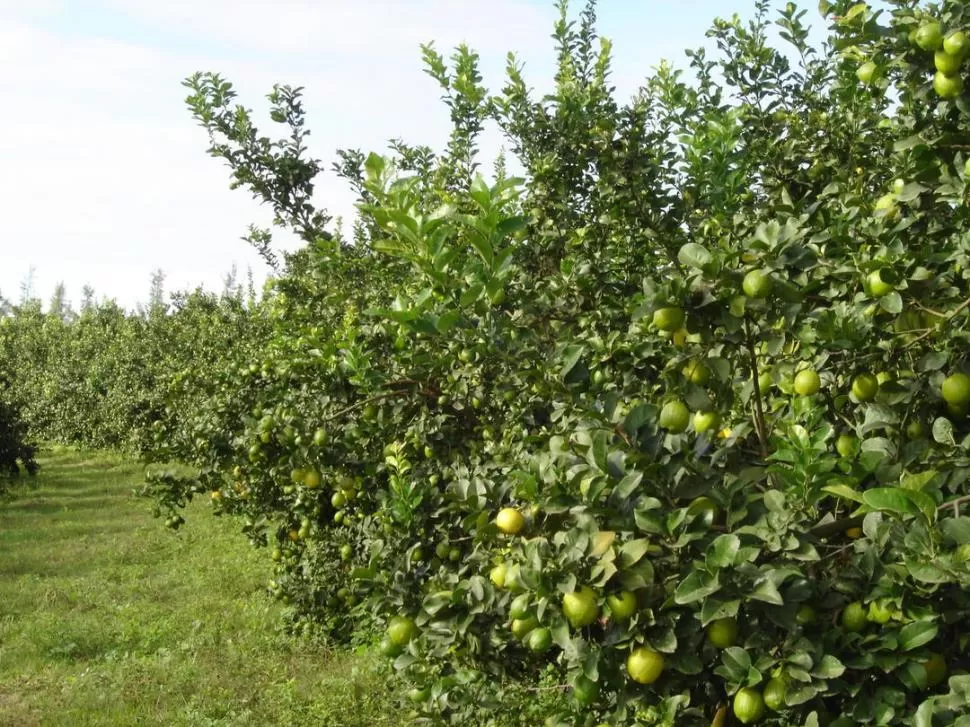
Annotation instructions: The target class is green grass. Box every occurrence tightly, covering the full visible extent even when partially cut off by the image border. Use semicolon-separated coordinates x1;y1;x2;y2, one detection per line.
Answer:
0;447;397;727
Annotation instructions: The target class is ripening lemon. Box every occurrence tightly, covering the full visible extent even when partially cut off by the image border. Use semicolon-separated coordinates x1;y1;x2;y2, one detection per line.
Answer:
312;427;328;446
627;647;665;684
331;491;347;508
846;526;864;539
733;688;766;724
742;269;773;299
941;372;970;407
841;601;868;632
706;617;739;648
671;328;688;347
653;307;685;332
793;369;821;396
852;373;879;402
495;507;525;535
659;400;691;433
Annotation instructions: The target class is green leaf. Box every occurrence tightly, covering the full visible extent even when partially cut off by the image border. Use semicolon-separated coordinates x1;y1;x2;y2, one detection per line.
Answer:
898;621;938;651
618;539;651;569
822;483;865;505
933;417;956;446
748;577;784;605
700;598;740;626
878;291;903;315
719;647;751;682
560;345;585;382
674;570;720;605
862;487;921;517
678;243;713;270
813;655;845;679
941;517;970;545
706;534;740;569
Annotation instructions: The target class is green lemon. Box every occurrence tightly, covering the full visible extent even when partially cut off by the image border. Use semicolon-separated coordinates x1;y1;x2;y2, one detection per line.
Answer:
793;369;821;396
935;50;963;75
873;194;899;221
795;605;817;624
303;470;321;489
942;373;970;407
659;400;690;433
511;616;539;640
706;617;739;648
573;674;600;705
742;269;773;299
653;307;685;332
934;71;964;99
562;586;599;629
914;22;944;52
495;507;525;535
763;677;787;711
509;594;532;620
684;360;711;385
866;270;894;296
943;31;969;59
693;410;720;434
836;433;859;458
627;647;665;684
387;616;418;647
526;627;553;653
851;373;879;402
856;61;878;85
733;687;766;724
607;591;638;622
489;563;508;589
841;602;867;633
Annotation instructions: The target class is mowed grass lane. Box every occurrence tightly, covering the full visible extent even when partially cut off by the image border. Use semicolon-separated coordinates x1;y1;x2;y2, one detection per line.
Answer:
0;447;395;727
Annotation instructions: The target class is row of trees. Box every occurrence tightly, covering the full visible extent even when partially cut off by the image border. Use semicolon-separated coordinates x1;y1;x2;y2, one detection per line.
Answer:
4;1;970;724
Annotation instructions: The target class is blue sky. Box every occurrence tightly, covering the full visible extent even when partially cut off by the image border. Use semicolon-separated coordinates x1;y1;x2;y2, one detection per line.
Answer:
0;0;830;310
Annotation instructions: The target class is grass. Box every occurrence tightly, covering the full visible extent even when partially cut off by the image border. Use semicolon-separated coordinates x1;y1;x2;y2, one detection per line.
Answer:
0;447;397;727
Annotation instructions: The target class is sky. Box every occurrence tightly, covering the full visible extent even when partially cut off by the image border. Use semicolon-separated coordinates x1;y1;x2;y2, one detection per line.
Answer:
0;0;832;311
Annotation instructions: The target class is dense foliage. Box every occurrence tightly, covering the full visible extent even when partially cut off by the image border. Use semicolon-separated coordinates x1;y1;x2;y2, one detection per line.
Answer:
5;1;970;724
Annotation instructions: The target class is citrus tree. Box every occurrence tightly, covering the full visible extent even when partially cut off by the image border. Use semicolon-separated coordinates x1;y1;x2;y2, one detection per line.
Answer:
6;0;970;724
146;1;970;724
